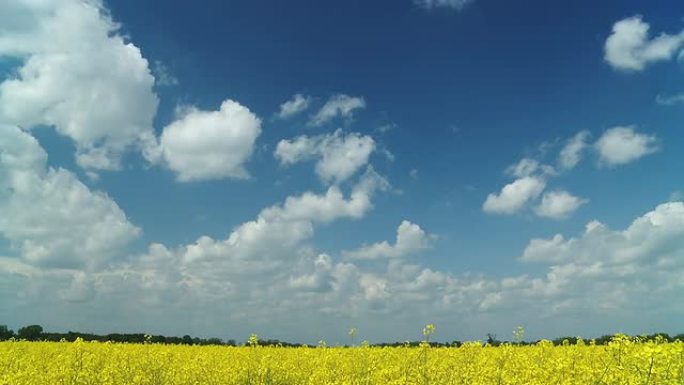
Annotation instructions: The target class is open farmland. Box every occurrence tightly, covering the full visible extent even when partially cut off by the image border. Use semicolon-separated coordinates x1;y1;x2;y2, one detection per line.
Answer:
2;335;684;385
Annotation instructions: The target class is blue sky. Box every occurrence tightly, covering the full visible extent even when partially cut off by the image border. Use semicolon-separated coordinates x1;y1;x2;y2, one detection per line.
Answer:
0;0;683;344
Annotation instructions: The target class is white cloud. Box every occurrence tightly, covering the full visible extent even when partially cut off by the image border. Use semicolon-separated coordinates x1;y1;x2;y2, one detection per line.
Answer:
289;254;335;292
6;196;684;342
0;125;140;269
261;167;389;223
520;234;573;263
157;100;262;182
506;158;540;178
656;93;684;106
414;0;473;10
308;94;365;127
558;130;590;170
343;220;433;260
0;0;159;171
506;158;556;179
483;177;546;215
277;94;311;119
594;126;659;167
275;129;375;184
534;190;588;220
604;16;684;71
522;202;684;265
163;167;386;276
153;60;179;87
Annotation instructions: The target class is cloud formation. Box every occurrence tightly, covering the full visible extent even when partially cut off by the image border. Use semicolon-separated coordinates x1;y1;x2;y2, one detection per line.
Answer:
558;131;590;171
275;129;375;185
308;94;365;127
157;100;262;182
483;176;546;215
343;221;433;260
277;94;311;119
0;125;140;270
594;126;659;167
0;0;159;171
534;190;588;220
604;16;684;71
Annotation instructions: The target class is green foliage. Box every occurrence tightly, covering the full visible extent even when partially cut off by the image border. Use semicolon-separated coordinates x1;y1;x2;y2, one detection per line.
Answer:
17;325;43;341
0;325;14;341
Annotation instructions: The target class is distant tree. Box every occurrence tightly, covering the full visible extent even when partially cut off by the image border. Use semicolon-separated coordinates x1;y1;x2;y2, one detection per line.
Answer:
486;333;500;346
0;325;14;340
182;335;193;345
18;325;43;341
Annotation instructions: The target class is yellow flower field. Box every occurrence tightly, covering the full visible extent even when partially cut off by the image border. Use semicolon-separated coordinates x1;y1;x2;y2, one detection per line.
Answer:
1;335;683;385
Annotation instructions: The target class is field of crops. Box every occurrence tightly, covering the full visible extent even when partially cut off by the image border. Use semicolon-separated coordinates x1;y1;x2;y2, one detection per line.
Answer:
2;335;683;385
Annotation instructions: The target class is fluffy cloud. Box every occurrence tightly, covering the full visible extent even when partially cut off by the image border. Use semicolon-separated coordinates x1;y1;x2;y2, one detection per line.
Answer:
160;166;386;277
308;94;365;127
275;129;375;184
604;16;684;71
522;202;684;265
506;158;556;178
484;126;657;219
343;221;433;260
414;0;473;10
558;130;590;170
289;254;336;292
480;202;684;329
0;125;140;269
534;190;588;220
0;0;159;171
483;177;546;215
157;100;262;182
506;158;540;178
594;126;659;167
277;94;311;119
5;195;684;341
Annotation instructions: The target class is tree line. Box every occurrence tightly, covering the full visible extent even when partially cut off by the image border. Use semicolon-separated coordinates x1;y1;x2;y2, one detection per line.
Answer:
1;324;683;347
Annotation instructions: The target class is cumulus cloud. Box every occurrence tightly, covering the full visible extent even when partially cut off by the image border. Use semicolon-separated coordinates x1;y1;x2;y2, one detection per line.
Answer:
475;202;684;330
6;196;684;341
0;125;140;269
275;129;375;184
483;177;546;215
523;202;684;265
594;126;659;167
157;100;262;182
165;167;386;273
289;254;336;292
604;16;684;71
343;220;433;260
558;130;590;170
308;94;365;127
534;190;588;220
0;0;159;171
277;94;311;119
414;0;473;10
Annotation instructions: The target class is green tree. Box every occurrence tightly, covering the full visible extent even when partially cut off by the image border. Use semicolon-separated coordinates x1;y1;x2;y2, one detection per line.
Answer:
0;325;14;340
17;325;43;341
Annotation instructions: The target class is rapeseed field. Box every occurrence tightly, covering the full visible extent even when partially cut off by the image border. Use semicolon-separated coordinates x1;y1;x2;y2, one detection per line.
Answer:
2;332;683;384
